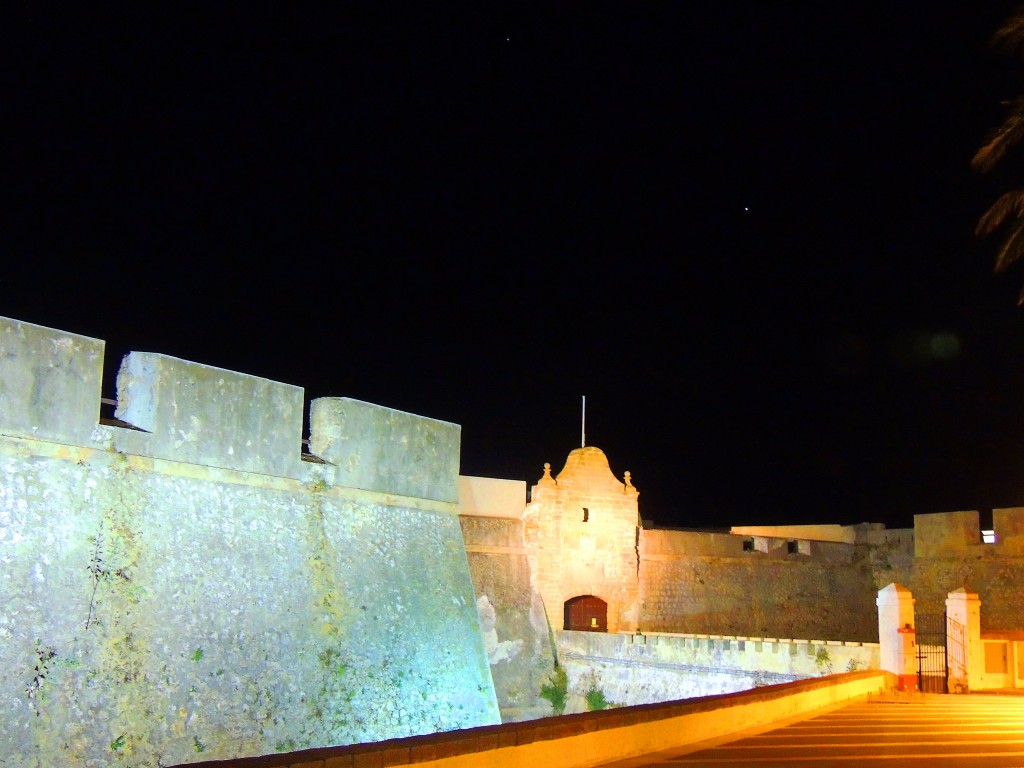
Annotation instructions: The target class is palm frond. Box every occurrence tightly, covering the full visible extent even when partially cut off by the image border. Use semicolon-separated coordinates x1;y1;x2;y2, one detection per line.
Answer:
976;190;1024;238
992;8;1024;58
994;217;1024;274
972;104;1024;172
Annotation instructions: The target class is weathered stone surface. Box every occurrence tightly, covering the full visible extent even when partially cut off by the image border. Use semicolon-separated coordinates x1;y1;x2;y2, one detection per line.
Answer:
995;507;1024;554
0;316;103;446
310;398;460;503
0;441;499;767
461;515;556;722
638;546;879;641
557;630;877;709
915;510;981;558
115;351;305;478
875;511;1024;628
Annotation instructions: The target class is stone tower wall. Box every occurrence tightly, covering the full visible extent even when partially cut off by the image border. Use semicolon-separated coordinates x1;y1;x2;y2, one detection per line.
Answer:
523;447;640;633
0;316;499;767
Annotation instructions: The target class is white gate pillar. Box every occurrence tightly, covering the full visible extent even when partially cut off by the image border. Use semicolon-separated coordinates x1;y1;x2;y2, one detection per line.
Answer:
876;583;918;691
946;588;982;693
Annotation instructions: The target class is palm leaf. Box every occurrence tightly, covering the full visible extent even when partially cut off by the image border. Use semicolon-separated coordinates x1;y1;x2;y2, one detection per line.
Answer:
976;190;1024;238
971;104;1024;172
994;217;1024;274
992;8;1024;58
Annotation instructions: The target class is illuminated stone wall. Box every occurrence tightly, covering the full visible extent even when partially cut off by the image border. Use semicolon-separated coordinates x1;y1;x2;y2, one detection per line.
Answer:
523;447;641;633
874;509;1024;626
637;529;881;641
0;317;499;768
459;513;557;721
556;630;879;709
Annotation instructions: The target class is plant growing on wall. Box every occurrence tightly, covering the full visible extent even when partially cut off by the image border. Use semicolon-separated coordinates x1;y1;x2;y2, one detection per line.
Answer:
585;687;607;711
539;665;568;715
24;643;57;709
814;647;833;676
85;533;109;629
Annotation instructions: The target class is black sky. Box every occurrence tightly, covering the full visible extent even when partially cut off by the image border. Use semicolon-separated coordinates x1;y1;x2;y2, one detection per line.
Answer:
8;3;1024;530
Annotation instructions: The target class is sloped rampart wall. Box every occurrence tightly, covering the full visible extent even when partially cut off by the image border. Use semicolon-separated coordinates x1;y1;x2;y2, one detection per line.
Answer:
0;317;499;768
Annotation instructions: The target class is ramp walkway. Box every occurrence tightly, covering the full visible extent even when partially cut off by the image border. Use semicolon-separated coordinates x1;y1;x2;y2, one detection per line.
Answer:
599;693;1024;768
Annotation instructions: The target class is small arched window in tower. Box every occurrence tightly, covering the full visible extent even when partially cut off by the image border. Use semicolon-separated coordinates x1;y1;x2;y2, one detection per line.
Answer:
582;507;589;523
564;595;607;632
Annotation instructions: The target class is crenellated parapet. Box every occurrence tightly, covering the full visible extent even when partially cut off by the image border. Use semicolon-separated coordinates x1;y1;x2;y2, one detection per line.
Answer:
310;397;460;503
113;351;305;478
914;509;1024;557
0;316;461;498
0;317;105;447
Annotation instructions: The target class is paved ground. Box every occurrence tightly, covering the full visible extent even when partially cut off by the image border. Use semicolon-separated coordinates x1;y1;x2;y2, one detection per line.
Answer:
600;694;1024;767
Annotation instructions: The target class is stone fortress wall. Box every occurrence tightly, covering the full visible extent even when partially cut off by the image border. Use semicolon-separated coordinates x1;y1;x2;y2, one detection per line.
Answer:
463;453;1024;711
556;629;879;706
458;478;556;723
638;527;881;642
6;314;1024;763
892;508;1024;624
0;317;499;768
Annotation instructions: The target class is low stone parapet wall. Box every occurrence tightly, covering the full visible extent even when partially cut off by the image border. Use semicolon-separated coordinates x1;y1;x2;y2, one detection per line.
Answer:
179;670;892;768
555;631;880;706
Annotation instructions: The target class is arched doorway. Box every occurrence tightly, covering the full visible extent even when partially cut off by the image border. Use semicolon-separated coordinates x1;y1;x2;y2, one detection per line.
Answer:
564;595;607;632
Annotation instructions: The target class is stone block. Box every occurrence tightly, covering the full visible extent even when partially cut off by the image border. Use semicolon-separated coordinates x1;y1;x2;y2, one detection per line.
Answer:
115;351;304;477
309;397;460;502
914;510;980;557
408;742;440;762
378;746;411;767
0;316;103;446
459;475;527;518
350;748;384;768
994;507;1024;553
497;729;519;748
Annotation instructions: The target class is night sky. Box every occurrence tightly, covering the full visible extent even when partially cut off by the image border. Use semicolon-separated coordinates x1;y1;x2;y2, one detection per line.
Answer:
9;4;1024;530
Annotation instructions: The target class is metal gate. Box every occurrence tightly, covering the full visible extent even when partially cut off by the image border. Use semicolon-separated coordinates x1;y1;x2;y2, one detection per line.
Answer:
915;613;949;693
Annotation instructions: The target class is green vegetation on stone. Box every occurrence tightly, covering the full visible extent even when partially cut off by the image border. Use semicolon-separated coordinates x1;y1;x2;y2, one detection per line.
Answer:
540;665;568;715
585;687;608;711
814;647;833;675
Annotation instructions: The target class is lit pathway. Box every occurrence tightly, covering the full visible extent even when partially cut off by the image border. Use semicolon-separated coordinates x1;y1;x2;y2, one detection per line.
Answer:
599;694;1024;768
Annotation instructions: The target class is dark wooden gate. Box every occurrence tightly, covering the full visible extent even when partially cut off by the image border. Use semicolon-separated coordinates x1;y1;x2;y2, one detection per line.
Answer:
916;613;949;693
564;595;607;632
